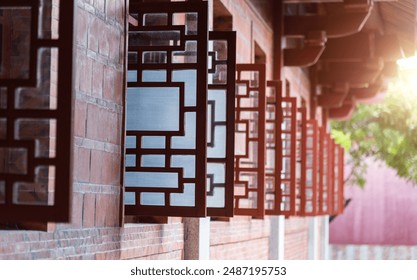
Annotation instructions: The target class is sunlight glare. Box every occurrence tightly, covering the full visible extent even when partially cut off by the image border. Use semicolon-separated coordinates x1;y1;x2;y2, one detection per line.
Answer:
393;56;417;95
397;56;417;70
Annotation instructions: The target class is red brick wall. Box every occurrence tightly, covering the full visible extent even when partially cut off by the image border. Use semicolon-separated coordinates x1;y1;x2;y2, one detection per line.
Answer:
0;0;315;260
284;217;309;260
209;0;313;260
210;217;270;259
0;0;184;260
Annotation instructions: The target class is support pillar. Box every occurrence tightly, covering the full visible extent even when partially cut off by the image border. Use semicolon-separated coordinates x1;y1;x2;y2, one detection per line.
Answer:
269;216;285;260
308;217;319;260
322;216;330;260
184;218;210;260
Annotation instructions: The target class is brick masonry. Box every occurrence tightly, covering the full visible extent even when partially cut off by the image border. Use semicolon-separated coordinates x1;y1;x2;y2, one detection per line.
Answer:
0;0;321;260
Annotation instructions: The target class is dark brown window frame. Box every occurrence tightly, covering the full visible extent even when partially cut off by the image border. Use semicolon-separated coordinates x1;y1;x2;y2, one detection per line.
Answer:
0;0;74;223
124;0;208;218
234;63;266;218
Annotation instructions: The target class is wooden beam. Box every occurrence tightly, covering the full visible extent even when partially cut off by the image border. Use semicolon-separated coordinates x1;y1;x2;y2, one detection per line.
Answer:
328;97;356;120
317;83;349;108
317;58;384;86
284;31;327;67
285;11;371;39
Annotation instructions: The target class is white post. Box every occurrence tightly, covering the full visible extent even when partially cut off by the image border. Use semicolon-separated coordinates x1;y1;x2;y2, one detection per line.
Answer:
322;216;330;260
184;218;210;260
269;216;285;259
308;216;318;260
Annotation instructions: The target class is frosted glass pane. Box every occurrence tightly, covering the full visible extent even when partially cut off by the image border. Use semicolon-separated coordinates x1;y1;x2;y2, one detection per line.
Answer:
125;136;136;148
141;155;165;167
207;126;226;158
173;41;197;63
207;163;225;183
142;70;166;82
170;184;195;207
207;187;225;208
0;148;27;174
172;70;196;106
142;136;165;149
129;30;181;47
127;70;137;82
13;166;55;205
235;132;246;156
125;154;136;167
171;155;195;178
16;48;59;110
15;118;56;158
171;112;196;149
266;149;275;169
143;13;168;26
208;90;226;121
0;7;31;79
126;87;180;131
125;172;178;188
124;192;135;205
141;192;165;206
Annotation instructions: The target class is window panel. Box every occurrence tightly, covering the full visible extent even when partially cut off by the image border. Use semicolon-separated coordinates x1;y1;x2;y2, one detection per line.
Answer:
299;119;319;216
318;127;331;215
265;80;282;215
0;0;73;223
234;64;266;218
328;138;335;215
330;141;345;215
125;1;208;217
335;144;345;214
295;108;307;215
206;31;236;217
278;97;297;216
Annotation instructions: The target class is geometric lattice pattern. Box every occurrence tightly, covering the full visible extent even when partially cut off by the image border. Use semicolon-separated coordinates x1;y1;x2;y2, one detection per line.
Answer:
300;119;319;216
295;107;307;215
279;96;297;216
0;0;74;223
331;142;344;215
265;80;282;215
124;1;208;217
318;127;331;215
234;64;266;218
207;31;236;217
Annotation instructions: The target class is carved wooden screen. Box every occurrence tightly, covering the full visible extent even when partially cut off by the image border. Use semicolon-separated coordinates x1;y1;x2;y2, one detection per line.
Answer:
0;1;74;223
318;127;331;215
328;138;335;215
332;143;344;215
299;119;319;216
234;64;266;218
265;80;282;215
124;1;208;217
295;108;307;215
279;96;297;216
206;31;236;217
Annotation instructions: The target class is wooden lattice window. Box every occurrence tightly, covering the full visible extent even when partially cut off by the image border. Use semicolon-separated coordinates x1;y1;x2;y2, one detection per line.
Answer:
234;64;266;218
279;96;297;216
206;31;236;217
328;138;335;215
0;1;74;223
318;127;331;215
331;142;344;215
124;1;208;217
265;80;282;215
295;107;307;215
299;119;319;216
